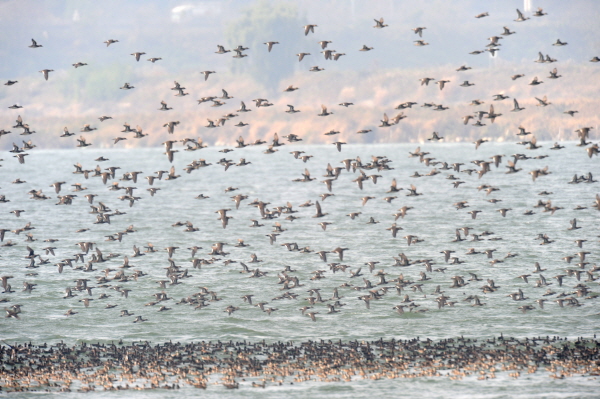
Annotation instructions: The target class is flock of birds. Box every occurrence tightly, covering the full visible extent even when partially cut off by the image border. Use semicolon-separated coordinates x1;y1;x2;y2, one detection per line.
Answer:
2;336;599;392
0;3;599;361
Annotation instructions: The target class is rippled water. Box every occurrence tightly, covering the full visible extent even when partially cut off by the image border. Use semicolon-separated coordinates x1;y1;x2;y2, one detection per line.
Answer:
0;142;598;397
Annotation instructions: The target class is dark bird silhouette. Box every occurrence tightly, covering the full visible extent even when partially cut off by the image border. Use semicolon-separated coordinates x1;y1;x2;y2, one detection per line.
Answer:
373;18;388;28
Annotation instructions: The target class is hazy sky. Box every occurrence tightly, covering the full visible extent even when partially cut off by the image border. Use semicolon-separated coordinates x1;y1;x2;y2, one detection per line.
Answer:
2;0;599;76
1;0;599;148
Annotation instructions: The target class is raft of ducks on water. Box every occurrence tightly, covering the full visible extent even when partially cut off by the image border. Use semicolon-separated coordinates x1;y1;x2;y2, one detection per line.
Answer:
1;335;599;392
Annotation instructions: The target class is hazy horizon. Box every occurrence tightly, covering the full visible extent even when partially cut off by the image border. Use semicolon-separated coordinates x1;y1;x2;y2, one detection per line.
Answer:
1;0;599;150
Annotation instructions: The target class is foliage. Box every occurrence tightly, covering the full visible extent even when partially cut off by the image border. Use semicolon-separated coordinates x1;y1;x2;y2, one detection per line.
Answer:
225;0;302;93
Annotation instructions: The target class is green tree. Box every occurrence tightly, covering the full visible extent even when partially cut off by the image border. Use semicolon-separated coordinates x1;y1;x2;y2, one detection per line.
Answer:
225;0;303;93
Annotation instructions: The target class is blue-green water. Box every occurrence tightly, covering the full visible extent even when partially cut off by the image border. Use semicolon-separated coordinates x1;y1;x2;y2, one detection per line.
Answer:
0;142;598;397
